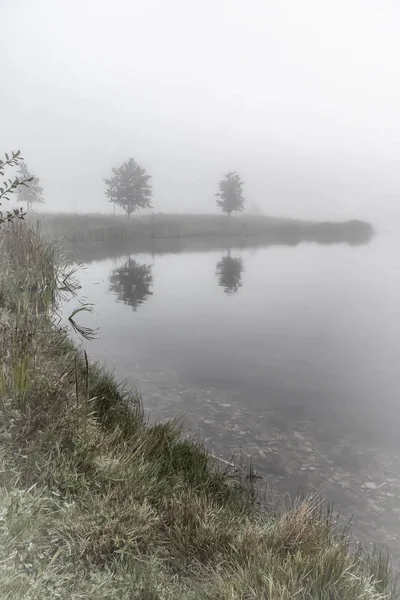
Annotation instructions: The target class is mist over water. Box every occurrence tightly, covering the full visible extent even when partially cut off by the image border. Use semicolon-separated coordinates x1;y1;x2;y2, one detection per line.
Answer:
5;0;400;575
3;1;400;225
63;232;400;558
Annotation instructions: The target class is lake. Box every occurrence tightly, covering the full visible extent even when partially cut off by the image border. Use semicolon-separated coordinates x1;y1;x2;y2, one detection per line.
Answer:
63;232;400;561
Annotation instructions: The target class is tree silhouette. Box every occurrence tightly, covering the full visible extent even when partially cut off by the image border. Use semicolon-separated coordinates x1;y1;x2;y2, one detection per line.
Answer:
215;251;243;294
216;171;245;216
17;162;44;212
104;158;152;217
109;258;153;310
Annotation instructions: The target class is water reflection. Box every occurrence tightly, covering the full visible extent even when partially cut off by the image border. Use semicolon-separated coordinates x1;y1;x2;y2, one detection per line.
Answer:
109;257;153;310
64;220;374;264
68;230;400;559
215;251;244;294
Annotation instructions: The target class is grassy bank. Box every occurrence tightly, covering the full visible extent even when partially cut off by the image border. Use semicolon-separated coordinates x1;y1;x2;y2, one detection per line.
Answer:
31;212;375;247
0;222;396;599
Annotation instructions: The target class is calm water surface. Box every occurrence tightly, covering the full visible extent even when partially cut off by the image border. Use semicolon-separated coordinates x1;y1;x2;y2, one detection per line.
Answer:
64;233;400;560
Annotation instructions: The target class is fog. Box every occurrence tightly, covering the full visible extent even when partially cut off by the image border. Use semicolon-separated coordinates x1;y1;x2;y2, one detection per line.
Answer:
2;0;400;224
5;0;400;567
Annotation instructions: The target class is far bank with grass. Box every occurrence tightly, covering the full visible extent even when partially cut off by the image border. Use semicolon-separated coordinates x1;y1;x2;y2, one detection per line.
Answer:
31;211;375;247
0;222;395;599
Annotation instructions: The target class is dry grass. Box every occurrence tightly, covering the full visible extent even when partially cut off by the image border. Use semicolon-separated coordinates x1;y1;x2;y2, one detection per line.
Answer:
0;222;395;599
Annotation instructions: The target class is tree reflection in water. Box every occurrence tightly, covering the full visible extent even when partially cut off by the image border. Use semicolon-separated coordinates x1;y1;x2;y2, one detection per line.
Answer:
109;257;153;310
215;251;243;294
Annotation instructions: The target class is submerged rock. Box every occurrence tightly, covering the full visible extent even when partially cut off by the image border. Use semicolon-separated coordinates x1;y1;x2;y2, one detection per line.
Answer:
363;482;378;490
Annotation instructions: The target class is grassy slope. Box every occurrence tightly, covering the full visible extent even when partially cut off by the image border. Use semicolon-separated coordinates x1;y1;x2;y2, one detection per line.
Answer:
30;212;375;246
0;222;395;599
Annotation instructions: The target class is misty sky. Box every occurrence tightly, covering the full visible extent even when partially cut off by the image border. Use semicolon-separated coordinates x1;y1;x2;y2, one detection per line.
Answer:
2;0;400;223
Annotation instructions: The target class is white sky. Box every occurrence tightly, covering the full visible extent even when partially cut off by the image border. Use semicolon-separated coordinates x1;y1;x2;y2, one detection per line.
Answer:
2;0;400;223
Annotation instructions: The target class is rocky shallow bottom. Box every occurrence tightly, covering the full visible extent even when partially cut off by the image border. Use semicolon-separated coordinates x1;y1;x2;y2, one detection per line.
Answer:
125;364;400;567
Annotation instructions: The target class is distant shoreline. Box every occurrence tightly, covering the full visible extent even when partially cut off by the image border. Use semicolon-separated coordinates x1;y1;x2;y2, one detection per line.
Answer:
30;212;375;250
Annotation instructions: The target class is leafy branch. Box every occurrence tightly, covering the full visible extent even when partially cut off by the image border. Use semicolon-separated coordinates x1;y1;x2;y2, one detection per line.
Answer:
0;150;32;224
